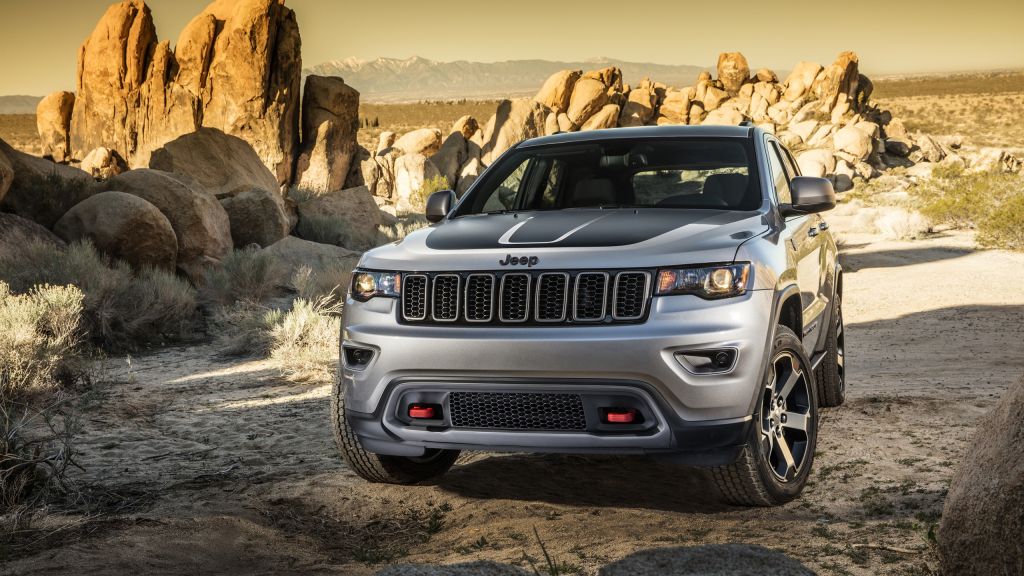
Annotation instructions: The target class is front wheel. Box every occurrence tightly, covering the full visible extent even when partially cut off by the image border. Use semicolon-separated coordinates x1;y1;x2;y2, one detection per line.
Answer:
817;294;846;407
711;326;819;506
331;380;459;484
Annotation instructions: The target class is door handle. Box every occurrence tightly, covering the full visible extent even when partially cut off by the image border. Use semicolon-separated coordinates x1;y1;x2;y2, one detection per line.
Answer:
819;222;829;231
808;227;819;237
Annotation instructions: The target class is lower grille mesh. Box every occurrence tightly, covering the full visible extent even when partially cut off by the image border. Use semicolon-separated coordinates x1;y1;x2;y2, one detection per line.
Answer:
449;392;587;430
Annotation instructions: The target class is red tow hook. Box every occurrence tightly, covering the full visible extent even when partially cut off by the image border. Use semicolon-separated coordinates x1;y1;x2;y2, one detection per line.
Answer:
408;404;436;419
604;408;638;424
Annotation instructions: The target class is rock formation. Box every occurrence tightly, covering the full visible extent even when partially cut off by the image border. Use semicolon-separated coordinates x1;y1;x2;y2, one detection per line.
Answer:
67;0;301;186
0;138;95;228
148;128;281;198
294;75;360;194
36;92;75;162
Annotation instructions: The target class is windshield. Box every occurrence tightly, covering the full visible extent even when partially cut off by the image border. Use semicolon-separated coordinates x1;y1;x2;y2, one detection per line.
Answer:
455;138;762;216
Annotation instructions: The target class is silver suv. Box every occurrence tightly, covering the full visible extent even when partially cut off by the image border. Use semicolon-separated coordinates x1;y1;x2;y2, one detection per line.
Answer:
332;125;844;506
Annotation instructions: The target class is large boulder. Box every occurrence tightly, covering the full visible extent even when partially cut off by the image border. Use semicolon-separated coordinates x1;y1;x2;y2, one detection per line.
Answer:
702;86;730;112
833;125;873;161
599;544;814;575
261;235;360;283
375;561;530;576
219;187;290;249
939;380;1023;575
911;133;947;163
479;99;548;165
811;51;860;114
393;154;441;214
0;213;65;261
148;128;281;198
581;104;621;131
702;108;744;126
294;75;360;194
797;148;837;178
619;84;657;127
430;117;479;187
566;77;609;126
534;69;581;112
393;128;443;156
80;147;128;180
296;185;384;251
36;91;75;162
0;138;95;228
783;61;822;100
53;191;177;271
69;0;301;184
717;52;750;95
104;169;232;281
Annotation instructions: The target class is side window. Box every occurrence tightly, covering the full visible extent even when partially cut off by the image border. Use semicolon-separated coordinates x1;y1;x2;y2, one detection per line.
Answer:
766;143;792;204
481;158;530;212
780;145;801;178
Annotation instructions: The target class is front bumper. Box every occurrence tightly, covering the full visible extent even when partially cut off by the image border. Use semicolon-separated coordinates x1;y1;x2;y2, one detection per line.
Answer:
341;289;773;459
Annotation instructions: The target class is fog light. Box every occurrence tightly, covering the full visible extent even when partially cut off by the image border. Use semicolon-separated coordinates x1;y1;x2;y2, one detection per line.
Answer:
343;345;375;369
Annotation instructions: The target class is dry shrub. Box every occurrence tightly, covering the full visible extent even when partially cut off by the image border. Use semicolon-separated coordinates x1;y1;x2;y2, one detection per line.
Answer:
200;246;286;308
268;296;341;383
291;264;353;305
414;174;451;208
875;208;931;240
912;164;1024;250
295;214;364;249
0;240;196;350
377;214;430;245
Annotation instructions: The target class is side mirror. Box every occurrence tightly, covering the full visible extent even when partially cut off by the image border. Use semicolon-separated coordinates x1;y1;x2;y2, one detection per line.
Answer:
425;189;456;223
781;177;836;216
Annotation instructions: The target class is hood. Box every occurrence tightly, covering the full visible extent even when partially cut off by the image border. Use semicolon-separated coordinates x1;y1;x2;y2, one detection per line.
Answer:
360;208;769;272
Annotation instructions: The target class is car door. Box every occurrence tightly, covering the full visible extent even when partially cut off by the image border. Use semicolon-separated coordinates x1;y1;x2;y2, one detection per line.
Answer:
767;141;826;351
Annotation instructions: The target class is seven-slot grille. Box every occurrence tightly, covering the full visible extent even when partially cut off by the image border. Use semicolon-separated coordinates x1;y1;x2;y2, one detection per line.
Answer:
400;270;651;325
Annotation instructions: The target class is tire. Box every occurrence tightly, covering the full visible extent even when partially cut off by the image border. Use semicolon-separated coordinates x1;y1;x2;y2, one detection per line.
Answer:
330;379;459;484
817;294;846;408
711;326;819;506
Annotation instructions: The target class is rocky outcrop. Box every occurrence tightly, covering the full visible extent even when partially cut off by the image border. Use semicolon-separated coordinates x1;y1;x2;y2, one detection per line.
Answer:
717;52;750;95
104;169;232;281
479;99;547;165
294;75;360;194
939;379;1023;576
0;213;65;261
80;147;127;179
260;235;360;281
67;0;301;185
429;116;479;186
53;191;178;271
295;185;384;251
534;69;581;112
148;128;281;198
393;128;443;156
36;92;76;162
0;138;95;228
219;186;290;249
393;154;441;214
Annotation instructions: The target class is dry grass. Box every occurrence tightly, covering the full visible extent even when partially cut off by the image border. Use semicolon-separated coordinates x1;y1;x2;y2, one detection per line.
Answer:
876;92;1024;150
0;114;41;155
199;247;287;309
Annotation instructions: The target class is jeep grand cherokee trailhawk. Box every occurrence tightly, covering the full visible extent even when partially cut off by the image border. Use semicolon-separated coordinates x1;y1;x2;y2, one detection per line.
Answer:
332;125;845;506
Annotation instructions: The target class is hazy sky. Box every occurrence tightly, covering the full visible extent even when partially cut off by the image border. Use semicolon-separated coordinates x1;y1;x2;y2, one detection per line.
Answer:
1;0;1023;95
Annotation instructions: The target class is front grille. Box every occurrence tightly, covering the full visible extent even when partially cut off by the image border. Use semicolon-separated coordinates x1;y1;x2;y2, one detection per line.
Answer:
449;391;587;430
400;270;651;326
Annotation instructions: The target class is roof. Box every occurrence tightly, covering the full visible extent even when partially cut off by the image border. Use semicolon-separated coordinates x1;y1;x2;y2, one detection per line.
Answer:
518;125;756;148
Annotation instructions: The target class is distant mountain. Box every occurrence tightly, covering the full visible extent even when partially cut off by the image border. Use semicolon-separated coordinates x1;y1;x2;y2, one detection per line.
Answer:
305;57;707;102
0;95;42;114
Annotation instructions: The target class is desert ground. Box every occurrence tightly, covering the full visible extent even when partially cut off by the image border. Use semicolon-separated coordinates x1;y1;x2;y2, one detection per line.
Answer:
2;208;1021;575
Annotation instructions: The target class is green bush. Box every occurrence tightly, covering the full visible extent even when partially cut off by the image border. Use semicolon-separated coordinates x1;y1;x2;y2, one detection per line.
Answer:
199;247;286;308
414;174;451;208
912;165;1024;250
0;241;196;350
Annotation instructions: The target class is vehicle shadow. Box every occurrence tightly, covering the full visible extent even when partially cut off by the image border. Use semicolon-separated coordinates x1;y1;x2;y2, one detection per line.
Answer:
839;245;975;271
436;452;734;513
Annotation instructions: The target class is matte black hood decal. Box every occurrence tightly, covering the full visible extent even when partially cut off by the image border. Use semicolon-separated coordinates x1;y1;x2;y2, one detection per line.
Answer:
426;209;757;250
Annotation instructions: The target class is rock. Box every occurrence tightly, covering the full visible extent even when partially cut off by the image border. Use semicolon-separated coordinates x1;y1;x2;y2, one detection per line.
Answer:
36;91;76;162
970;147;1024;173
811;51;860;113
219;187;290;249
687;102;705;125
544;112;560;136
70;0;301;185
717;52;750;95
783;62;822;100
755;68;777;83
148;128;281;198
906;162;937;179
296;185;384;251
294;75;360;194
777;131;802;149
80;147;128;180
451;115;480;141
833;125;873;161
885;118;910;139
658;89;691;124
479;99;548;165
394;154;441;215
782;79;806;102
939;379;1023;576
884;138;912;157
456;157;482;198
0;138;95;228
377;132;397;154
374;560;531;576
789;120;819;144
599;544;814;576
619;87;657;127
797;149;836;177
702;86;730;112
393;128;443;156
581;104;621;130
104;169;232;281
910;133;947;163
534;70;581;112
582;67;623;91
261;235;360;284
0;213;65;261
702;108;744;126
430;131;471;186
53;191;177;271
566;77;610;126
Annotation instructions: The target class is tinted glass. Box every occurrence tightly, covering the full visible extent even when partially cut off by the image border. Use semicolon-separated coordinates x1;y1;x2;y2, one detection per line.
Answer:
457;138;762;215
767;143;792;204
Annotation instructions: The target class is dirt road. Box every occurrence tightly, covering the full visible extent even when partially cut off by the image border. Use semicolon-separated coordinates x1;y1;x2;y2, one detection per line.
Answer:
5;223;1023;576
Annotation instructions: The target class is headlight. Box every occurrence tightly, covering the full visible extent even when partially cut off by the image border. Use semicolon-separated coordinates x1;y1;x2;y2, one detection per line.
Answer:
655;263;750;299
350;270;401;302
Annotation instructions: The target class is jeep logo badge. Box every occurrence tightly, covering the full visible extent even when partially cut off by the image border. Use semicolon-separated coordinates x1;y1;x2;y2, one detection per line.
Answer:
499;254;539;267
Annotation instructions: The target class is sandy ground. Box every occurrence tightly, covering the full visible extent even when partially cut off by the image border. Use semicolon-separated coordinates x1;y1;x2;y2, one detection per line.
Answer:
3;219;1023;576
